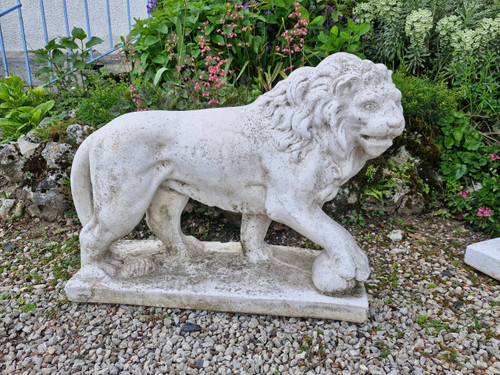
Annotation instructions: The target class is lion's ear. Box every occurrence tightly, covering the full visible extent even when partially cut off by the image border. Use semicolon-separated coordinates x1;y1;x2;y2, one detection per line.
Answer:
333;75;360;96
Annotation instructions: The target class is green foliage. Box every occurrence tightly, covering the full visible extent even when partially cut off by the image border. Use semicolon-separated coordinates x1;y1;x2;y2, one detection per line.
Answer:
417;314;449;334
76;73;131;126
354;0;500;78
393;72;460;138
315;15;371;57
32;117;79;144
363;161;413;203
447;51;499;123
437;111;499;235
122;0;368;102
392;72;460;189
0;76;55;143
74;69;260;128
31;27;103;90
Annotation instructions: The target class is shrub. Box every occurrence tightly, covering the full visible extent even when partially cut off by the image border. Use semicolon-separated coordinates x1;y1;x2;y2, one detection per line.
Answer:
353;0;500;78
437;111;499;235
391;72;460;188
119;0;369;105
76;73;131;126
0;76;54;143
31;27;103;91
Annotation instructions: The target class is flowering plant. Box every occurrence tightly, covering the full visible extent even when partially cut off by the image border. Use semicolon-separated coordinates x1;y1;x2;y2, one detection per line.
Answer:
353;0;500;77
120;0;368;105
438;111;500;236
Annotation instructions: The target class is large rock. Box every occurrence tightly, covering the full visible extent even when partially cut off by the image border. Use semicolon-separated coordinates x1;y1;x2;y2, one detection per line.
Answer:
0;142;26;183
42;142;74;169
17;136;43;158
66;124;92;145
1;138;74;222
22;171;70;222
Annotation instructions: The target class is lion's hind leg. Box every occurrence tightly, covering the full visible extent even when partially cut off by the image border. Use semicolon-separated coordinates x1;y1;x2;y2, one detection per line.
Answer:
79;176;162;279
79;208;148;279
241;214;272;263
146;186;204;257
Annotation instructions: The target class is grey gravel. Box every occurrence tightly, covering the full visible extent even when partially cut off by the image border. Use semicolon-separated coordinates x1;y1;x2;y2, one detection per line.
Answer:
0;215;499;374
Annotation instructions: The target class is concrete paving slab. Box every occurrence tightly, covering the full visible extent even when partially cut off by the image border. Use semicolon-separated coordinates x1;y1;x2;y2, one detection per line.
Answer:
464;237;500;281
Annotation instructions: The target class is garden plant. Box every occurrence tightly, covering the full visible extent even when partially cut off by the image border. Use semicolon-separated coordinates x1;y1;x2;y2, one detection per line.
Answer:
2;0;499;237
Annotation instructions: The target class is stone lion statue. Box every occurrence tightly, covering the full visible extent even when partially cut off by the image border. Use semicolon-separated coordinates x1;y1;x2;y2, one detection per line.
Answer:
71;52;404;295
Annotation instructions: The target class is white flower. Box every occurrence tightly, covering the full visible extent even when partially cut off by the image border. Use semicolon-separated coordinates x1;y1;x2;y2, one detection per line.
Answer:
436;15;461;46
405;9;433;48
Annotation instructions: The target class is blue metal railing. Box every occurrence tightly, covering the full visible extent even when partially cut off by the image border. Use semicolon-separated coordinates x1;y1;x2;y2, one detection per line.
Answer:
0;1;32;85
0;0;138;86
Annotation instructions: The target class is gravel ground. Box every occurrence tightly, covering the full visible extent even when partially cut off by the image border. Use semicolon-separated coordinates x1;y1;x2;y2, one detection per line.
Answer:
1;211;499;375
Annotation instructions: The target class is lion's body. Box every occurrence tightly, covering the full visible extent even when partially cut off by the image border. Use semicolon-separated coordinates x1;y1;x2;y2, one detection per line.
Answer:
71;53;405;294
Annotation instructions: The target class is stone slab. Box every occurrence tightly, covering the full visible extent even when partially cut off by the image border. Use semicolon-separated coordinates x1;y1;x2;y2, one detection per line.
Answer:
65;240;369;323
464;238;500;281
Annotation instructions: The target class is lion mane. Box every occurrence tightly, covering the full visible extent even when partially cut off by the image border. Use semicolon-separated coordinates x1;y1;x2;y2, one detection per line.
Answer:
256;53;398;164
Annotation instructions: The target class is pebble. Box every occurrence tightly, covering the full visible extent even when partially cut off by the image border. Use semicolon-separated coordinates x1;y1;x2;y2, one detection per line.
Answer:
180;322;202;333
1;216;498;374
388;229;404;241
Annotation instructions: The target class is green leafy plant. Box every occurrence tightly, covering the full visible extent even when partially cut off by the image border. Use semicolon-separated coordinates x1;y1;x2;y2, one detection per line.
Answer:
0;75;54;143
316;16;370;57
76;72;132;126
437;111;499;235
31;27;103;90
362;161;414;203
447;51;499;127
417;314;449;334
120;0;367;103
354;0;500;78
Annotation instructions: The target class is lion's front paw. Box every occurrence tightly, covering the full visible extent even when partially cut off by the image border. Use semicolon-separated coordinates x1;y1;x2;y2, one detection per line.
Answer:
244;244;272;263
312;252;357;294
352;246;370;281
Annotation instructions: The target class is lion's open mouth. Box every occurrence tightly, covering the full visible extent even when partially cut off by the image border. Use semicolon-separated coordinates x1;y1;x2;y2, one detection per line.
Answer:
361;134;392;144
360;135;393;153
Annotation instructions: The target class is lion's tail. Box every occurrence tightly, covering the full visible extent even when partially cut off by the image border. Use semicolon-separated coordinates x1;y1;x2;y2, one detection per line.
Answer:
70;135;94;227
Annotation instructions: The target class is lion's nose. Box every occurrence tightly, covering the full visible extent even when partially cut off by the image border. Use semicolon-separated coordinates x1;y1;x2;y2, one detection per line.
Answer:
387;115;404;130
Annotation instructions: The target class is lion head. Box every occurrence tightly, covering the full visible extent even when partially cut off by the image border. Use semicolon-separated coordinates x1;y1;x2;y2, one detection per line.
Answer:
257;53;405;178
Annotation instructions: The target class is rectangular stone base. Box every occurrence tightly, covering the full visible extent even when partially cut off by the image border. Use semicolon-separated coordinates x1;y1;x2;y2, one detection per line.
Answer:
464;238;500;281
65;241;368;323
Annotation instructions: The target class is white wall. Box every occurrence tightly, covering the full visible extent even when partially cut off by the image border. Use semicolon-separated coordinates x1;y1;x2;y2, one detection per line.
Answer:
0;0;148;54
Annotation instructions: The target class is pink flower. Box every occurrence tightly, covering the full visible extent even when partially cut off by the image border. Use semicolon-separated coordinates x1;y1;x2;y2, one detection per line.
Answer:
490;153;500;161
476;207;492;217
459;191;468;199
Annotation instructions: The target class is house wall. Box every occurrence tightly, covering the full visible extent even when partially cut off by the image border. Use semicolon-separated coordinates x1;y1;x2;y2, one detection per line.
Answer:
0;0;147;54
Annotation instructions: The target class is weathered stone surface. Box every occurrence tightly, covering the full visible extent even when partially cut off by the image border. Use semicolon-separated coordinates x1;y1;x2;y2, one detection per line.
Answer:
41;142;74;169
17;136;43;158
397;192;425;215
0;142;25;183
464;238;500;281
68;53;404;316
0;198;16;218
22;171;69;222
66;124;92;145
1;138;73;222
66;241;369;322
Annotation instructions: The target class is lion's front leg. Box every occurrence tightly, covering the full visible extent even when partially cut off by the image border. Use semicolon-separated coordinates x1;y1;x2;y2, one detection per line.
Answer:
266;198;370;294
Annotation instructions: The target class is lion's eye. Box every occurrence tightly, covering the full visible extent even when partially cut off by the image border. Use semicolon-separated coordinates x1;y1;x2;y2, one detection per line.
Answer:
363;102;378;111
